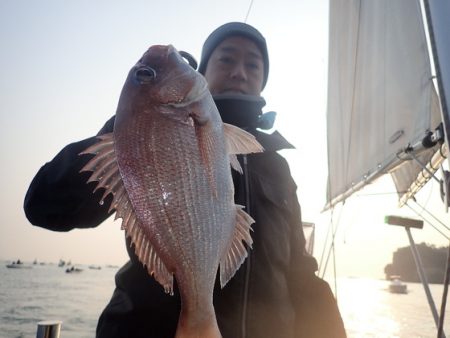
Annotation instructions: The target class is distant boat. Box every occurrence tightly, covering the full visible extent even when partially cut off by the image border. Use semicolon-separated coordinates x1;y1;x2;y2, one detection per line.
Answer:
88;265;102;270
6;260;32;269
388;276;408;294
65;266;83;273
58;259;65;267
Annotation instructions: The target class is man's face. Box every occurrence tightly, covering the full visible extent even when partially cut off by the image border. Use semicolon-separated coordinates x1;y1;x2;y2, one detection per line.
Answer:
204;36;264;96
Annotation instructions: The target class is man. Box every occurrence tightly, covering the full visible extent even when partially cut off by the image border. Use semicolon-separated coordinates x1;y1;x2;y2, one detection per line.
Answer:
24;22;346;337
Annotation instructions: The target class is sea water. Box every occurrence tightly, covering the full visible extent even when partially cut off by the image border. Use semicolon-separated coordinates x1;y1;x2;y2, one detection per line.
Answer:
337;277;449;337
1;262;449;338
1;262;116;338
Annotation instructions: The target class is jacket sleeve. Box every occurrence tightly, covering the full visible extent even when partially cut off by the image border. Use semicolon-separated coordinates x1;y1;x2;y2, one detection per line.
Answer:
23;116;116;231
287;187;347;338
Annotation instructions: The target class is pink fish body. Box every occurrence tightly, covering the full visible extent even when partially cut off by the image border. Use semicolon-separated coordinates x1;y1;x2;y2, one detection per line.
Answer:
81;45;263;338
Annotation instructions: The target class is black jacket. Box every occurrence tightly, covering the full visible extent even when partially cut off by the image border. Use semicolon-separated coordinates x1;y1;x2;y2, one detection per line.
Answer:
24;98;346;338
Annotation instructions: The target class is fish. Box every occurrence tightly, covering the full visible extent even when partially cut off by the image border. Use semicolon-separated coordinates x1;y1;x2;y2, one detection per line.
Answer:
80;45;263;338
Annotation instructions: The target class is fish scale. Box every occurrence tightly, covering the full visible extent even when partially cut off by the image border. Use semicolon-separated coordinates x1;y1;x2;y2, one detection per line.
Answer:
117;112;226;299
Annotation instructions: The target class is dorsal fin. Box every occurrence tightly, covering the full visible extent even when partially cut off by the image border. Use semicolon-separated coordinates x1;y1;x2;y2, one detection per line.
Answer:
79;133;174;294
219;205;254;287
223;123;264;173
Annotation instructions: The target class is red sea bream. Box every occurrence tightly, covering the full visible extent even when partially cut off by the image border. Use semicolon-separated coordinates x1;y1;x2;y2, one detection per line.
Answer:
80;45;263;338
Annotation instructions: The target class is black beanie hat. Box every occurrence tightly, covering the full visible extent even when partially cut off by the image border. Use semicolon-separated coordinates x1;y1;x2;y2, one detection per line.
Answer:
198;22;269;90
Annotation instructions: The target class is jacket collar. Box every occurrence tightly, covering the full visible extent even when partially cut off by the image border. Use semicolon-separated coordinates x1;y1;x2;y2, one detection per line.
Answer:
212;94;294;152
254;129;295;152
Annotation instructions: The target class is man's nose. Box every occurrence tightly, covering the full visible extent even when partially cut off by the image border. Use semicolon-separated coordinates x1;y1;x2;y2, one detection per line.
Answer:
230;62;247;81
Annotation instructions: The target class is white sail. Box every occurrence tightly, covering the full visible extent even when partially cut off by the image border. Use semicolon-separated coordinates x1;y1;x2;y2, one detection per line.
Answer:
326;0;443;210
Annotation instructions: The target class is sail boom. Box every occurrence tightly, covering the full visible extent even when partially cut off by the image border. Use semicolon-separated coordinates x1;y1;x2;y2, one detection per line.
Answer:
325;138;445;211
325;154;402;211
398;143;448;207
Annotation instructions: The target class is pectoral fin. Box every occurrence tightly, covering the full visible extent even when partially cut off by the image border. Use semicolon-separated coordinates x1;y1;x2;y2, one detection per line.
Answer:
79;133;174;294
219;205;254;288
223;123;264;173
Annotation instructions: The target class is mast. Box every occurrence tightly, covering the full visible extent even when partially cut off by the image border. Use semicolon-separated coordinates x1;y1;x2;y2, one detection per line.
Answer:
422;3;450;337
423;0;450;168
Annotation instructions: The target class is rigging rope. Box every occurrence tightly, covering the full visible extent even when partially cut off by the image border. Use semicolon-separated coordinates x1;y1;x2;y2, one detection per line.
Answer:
318;209;334;274
319;209;333;276
244;0;254;23
320;205;344;280
412;198;450;232
405;202;450;240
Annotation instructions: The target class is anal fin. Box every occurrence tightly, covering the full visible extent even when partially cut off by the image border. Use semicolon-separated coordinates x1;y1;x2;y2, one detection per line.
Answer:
219;205;254;288
125;211;174;295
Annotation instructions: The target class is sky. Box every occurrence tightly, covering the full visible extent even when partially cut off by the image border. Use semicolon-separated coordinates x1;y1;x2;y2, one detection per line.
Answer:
0;0;448;280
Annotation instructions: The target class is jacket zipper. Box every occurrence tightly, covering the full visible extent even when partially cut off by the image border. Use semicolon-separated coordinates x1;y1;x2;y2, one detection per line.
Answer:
241;154;251;338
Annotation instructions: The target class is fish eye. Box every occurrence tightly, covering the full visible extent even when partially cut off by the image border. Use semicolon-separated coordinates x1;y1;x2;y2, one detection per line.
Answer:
179;51;198;70
135;66;156;84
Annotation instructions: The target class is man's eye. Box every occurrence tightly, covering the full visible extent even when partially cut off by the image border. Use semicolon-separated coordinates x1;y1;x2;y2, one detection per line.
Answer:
219;56;234;65
246;62;259;70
